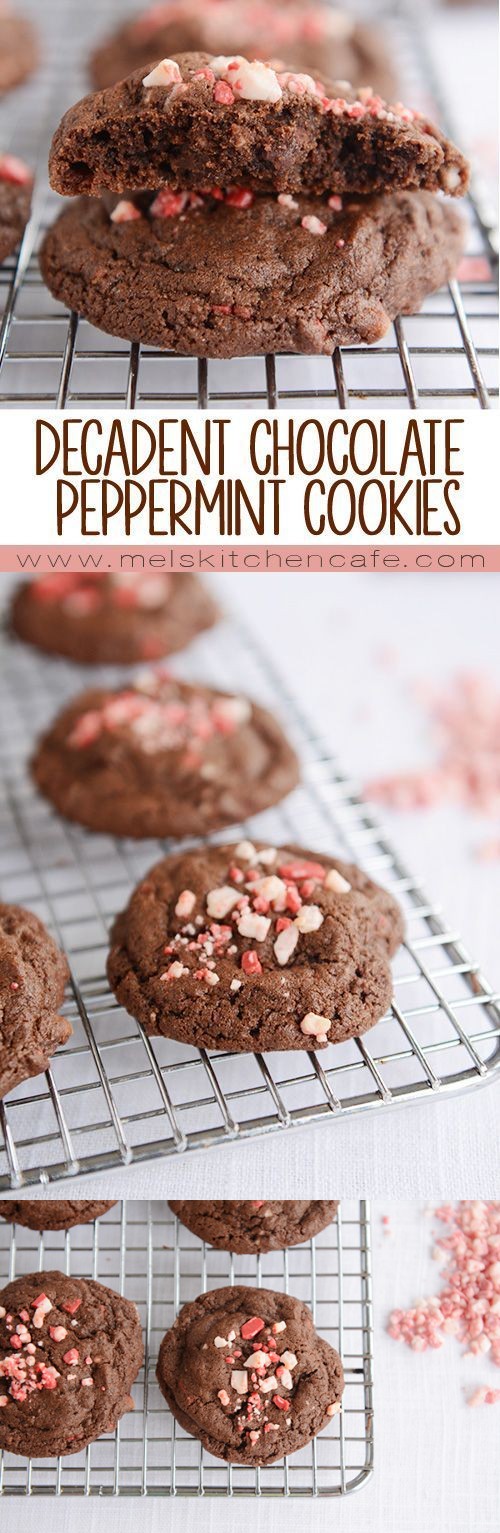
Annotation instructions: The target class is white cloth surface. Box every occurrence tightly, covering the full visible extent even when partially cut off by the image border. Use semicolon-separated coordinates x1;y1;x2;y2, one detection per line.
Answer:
1;1204;498;1532
11;571;498;1202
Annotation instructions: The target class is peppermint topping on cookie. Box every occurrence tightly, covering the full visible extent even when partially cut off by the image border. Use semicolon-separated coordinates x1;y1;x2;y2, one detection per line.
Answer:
159;845;354;1048
211;56;282;102
31;571;171;611
67;676;251;756
211;1308;297;1443
111;199;143;223
0;1288;92;1406
143;58;182;88
0;153;32;186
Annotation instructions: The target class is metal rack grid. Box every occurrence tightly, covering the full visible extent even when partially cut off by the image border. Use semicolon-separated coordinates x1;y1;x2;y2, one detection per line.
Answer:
0;1199;373;1497
1;610;500;1191
0;0;497;409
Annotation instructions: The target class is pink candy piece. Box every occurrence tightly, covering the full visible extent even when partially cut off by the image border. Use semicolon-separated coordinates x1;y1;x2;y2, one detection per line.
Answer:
301;215;327;236
110;200;142;224
366;673;500;827
241;1316;265;1340
214;80;235;105
150;187;188;218
241;950;262;976
0;154;31;186
387;1203;500;1384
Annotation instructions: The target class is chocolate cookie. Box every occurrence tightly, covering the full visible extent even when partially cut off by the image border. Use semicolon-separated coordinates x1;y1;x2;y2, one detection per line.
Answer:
90;3;397;102
170;1200;339;1252
0;10;39;95
0;1270;143;1457
0;905;71;1101
156;1284;344;1464
11;572;219;665
31;676;299;839
0;1201;117;1231
49;53;468;200
0;155;32;263
40;189;465;358
107;839;404;1052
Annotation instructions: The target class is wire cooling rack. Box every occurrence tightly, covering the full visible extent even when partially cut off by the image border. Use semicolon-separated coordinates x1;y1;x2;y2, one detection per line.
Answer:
1;608;500;1191
0;0;497;409
0;1199;373;1497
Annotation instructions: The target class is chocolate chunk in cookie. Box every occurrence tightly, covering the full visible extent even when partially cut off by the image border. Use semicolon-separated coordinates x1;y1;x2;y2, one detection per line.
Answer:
31;677;300;839
48;52;469;200
39;189;465;358
0;1270;143;1457
90;3;397;103
0;1201;117;1231
0;10;39;96
170;1200;339;1252
11;572;219;665
107;839;404;1052
156;1284;344;1463
0;154;32;263
0;905;71;1100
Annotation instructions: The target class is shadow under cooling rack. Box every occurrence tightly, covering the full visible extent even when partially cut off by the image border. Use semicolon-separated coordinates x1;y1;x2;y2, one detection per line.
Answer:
0;1200;374;1498
0;0;498;408
0;618;499;1189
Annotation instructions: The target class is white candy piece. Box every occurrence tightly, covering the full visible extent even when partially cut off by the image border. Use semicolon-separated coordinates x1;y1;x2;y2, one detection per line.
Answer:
278;1368;293;1390
324;869;351;893
260;1375;278;1393
443;166;461;191
274;924;299;965
249;1351;268;1369
278;71;320;98
214;1336;229;1347
214;696;251;727
300;1012;332;1041
230;977;243;992
110;200;142;224
294;904;324;933
175;889;196;919
253;875;287;904
281;1351;298;1370
234;839;257;862
143;58;182;88
231;1370;249;1394
258;847;278;865
211;55;282;103
206;884;241;919
237;910;271;941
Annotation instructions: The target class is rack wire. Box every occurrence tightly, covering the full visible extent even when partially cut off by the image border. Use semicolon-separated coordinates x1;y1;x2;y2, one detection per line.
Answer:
1;608;500;1190
0;1199;373;1497
0;0;497;409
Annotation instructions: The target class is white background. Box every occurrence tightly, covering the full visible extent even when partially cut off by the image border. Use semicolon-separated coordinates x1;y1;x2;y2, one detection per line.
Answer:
1;1203;498;1533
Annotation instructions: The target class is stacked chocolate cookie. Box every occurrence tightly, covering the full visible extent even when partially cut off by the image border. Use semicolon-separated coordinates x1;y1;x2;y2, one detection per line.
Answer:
41;51;469;358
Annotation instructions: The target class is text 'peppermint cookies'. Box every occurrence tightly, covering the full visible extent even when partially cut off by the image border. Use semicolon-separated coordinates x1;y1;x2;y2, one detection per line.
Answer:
31;676;299;839
0;904;71;1101
49;53;468;200
0;1271;143;1458
156;1285;344;1464
90;1;398;103
0;1201;117;1231
107;839;404;1052
0;154;32;263
11;572;219;665
169;1200;339;1252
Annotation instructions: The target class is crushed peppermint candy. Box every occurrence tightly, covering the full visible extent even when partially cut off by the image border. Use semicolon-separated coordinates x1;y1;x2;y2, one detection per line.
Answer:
210;1306;301;1441
31;571;171;612
301;215;327;236
143;58;182;89
0;1284;96;1408
158;845;351;1038
387;1203;500;1400
366;673;500;856
110;199;143;224
0;154;32;186
66;675;251;755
